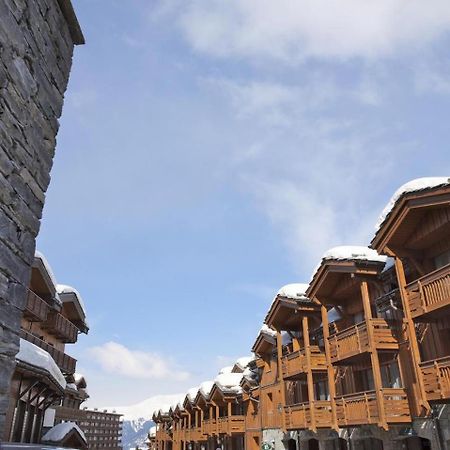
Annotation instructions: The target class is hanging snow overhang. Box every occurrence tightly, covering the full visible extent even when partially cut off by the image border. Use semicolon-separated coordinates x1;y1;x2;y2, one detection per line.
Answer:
57;284;89;334
251;325;277;357
371;178;450;257
232;356;254;373
306;246;388;306
41;421;87;449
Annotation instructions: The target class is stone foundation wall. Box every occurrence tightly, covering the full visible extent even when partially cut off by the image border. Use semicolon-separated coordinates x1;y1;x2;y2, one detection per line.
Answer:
0;0;83;438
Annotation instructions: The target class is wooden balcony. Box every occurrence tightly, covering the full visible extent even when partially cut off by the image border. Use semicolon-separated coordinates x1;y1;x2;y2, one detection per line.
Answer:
261;410;282;429
42;312;78;343
335;389;410;427
20;329;77;374
406;264;450;320
203;419;217;435
282;346;327;379
284;401;331;430
328;319;399;364
218;416;245;434
187;427;203;441
24;290;50;322
420;356;450;402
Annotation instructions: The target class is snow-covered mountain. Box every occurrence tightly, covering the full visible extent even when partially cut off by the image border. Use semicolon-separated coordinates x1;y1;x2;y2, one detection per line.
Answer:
104;393;184;450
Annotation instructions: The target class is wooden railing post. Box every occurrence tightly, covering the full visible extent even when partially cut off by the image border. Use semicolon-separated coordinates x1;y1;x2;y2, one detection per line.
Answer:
276;331;287;431
302;315;316;432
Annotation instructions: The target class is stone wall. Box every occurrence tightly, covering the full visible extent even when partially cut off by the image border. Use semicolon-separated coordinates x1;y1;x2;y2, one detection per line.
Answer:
0;0;83;438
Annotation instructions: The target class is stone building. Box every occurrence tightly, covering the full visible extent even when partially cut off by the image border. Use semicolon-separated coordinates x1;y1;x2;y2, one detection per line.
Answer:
0;0;83;439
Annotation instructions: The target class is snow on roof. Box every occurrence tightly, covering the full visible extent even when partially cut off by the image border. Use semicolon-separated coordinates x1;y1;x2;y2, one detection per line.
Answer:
259;324;277;339
234;356;254;370
276;283;309;301
149;426;157;437
66;383;78;391
321;246;387;264
57;284;87;318
34;251;58;288
214;373;243;394
199;381;214;398
375;177;450;231
186;386;199;402
219;366;233;375
42;422;87;445
16;339;66;389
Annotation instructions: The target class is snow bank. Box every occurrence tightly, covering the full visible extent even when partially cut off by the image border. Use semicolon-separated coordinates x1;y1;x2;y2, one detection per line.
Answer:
16;339;66;389
376;177;450;230
42;421;87;444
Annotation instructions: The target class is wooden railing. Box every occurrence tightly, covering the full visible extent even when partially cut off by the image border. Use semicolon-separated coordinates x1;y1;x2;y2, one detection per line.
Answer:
335;389;410;426
284;401;331;430
420;356;450;401
20;329;77;374
282;346;327;378
218;416;245;434
42;312;78;343
328;319;398;363
406;264;450;319
261;409;282;429
24;290;50;322
203;419;217;435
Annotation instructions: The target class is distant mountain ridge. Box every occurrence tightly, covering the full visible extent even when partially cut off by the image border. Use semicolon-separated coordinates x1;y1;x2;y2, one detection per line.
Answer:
104;393;184;450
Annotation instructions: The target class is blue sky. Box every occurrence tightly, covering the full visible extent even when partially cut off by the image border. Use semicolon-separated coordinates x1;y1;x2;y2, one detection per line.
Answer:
37;0;450;407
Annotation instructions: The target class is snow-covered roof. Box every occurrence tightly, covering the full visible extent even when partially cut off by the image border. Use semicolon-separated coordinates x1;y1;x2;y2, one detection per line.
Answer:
218;366;233;375
199;380;214;398
66;383;78;391
276;283;309;301
234;356;254;371
213;373;243;394
321;246;387;264
186;386;199;402
42;422;87;445
34;251;58;288
375;177;450;231
16;339;66;389
57;284;87;319
259;324;277;339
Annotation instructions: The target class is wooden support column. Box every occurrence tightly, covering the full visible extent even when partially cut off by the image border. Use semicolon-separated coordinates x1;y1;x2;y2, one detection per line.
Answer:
302;315;316;431
320;304;338;430
215;405;219;435
360;280;387;429
395;257;429;415
276;331;287;431
227;401;232;435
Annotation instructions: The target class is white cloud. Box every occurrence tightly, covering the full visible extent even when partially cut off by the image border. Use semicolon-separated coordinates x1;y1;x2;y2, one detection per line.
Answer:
163;0;450;62
414;62;450;95
87;341;190;381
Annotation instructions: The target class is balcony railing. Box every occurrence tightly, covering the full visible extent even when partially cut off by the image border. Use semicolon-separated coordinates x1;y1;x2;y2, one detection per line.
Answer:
406;264;450;319
217;416;245;434
203;419;217;435
282;346;327;378
335;389;410;426
24;290;50;322
420;356;450;401
328;319;399;363
284;401;331;430
20;329;77;374
261;409;282;429
42;312;79;343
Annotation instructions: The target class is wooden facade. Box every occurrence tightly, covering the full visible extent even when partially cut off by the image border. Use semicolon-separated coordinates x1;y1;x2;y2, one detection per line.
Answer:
153;179;450;450
3;252;89;446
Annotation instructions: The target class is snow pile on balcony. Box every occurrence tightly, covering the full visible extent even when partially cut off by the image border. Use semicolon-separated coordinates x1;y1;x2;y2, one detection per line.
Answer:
234;356;254;371
375;177;450;230
16;339;66;389
214;373;243;394
276;283;309;301
199;381;214;398
219;366;233;374
260;324;277;339
42;421;87;445
57;284;87;318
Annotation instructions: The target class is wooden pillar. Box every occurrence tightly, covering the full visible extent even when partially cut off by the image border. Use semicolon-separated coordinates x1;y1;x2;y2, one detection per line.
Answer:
320;304;338;430
360;280;387;429
215;405;219;435
395;257;429;415
276;331;287;431
302;315;316;431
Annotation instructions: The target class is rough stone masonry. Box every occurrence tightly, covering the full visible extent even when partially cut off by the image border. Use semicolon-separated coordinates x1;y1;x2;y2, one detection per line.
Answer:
0;0;83;438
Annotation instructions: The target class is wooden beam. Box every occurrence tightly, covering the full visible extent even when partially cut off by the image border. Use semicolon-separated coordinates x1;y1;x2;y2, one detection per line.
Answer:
276;331;286;432
302;315;316;432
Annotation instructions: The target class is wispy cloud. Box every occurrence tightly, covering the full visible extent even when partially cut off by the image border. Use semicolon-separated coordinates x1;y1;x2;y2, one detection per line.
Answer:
155;0;450;62
88;341;190;381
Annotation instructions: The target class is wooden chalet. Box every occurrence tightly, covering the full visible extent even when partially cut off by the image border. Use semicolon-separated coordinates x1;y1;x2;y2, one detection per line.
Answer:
372;178;450;407
265;284;331;432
